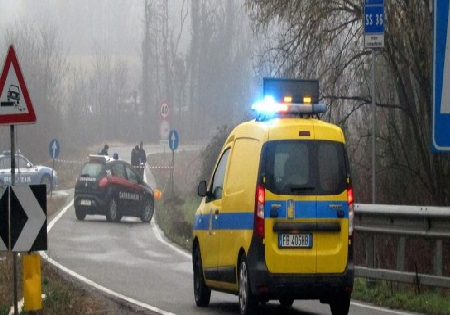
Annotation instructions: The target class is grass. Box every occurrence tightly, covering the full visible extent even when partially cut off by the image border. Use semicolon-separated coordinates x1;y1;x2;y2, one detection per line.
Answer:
353;278;450;315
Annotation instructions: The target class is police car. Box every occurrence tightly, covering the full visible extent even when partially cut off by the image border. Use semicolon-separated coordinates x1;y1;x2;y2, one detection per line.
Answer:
74;154;154;222
0;150;57;193
193;78;354;315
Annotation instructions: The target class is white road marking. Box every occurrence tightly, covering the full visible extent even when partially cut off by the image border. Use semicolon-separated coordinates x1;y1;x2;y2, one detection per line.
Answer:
151;221;191;260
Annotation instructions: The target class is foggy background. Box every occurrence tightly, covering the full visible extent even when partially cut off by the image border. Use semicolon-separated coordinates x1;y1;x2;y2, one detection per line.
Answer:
0;0;257;160
0;1;447;206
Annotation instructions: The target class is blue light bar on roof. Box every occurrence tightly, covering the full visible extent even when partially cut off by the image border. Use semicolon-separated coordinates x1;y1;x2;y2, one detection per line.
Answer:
251;95;327;116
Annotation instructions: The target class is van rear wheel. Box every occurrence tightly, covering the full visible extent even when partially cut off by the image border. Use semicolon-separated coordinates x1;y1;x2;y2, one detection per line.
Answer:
329;293;350;315
279;296;294;307
238;255;258;315
193;245;210;307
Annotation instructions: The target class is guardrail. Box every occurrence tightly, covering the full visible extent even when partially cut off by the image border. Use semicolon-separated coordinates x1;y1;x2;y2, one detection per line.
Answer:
354;204;450;288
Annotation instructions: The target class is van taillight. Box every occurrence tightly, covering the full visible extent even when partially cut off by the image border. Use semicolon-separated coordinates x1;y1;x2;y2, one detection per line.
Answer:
347;186;354;240
99;177;108;188
254;185;265;240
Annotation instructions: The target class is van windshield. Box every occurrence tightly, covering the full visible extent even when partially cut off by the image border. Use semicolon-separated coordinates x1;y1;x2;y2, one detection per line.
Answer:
259;140;348;195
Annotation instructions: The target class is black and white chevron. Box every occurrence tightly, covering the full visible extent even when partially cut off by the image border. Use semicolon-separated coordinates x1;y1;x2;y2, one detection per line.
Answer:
0;185;47;252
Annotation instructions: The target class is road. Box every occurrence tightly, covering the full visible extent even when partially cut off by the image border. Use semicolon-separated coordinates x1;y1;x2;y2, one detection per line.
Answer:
45;144;418;315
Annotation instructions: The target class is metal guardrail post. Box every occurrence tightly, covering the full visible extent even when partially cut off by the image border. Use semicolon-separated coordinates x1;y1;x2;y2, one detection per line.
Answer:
397;236;405;271
434;240;442;277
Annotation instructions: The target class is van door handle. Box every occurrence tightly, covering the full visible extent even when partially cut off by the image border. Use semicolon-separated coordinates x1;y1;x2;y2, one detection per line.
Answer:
213;209;219;215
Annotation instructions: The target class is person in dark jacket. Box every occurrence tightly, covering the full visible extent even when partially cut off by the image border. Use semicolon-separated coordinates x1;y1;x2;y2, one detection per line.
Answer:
131;145;140;167
100;144;109;155
138;140;147;165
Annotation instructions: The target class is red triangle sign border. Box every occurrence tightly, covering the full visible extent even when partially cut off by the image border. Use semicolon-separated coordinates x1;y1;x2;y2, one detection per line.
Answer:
0;45;36;125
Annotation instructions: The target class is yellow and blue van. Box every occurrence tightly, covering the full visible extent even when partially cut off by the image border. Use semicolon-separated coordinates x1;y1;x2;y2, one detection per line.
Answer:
192;78;354;315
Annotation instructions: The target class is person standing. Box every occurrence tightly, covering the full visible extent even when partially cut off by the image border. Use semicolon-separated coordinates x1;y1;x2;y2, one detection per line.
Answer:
100;144;109;155
137;141;147;176
131;145;140;167
138;140;147;165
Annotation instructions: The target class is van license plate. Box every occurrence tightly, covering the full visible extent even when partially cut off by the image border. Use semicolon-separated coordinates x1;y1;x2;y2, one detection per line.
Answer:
80;199;92;206
278;234;312;248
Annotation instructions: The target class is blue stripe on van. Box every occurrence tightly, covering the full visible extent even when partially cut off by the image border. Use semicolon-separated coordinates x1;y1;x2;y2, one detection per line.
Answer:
194;212;254;231
193;201;348;231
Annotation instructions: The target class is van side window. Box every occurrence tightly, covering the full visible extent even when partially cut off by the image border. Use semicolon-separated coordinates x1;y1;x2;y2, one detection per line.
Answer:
210;148;230;200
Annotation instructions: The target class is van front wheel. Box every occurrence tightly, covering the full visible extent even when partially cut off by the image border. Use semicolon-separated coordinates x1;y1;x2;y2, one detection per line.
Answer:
193;246;210;307
238;255;258;315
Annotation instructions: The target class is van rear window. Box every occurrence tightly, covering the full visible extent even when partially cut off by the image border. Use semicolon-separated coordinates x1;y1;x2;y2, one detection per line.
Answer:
259;140;348;195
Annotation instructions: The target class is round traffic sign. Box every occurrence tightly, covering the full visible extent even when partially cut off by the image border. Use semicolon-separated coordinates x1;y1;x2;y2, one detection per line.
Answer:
160;102;170;119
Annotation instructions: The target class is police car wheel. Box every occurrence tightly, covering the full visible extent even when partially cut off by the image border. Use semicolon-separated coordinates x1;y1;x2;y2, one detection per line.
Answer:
40;174;51;193
193;245;211;307
279;296;294;308
140;198;154;223
329;293;350;315
239;255;258;315
75;207;86;221
106;198;120;222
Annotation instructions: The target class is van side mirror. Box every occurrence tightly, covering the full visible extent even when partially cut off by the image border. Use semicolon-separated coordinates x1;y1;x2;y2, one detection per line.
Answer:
198;180;207;197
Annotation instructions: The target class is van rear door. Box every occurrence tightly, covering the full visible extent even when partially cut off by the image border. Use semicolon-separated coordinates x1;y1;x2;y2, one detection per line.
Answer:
261;139;349;275
262;140;317;274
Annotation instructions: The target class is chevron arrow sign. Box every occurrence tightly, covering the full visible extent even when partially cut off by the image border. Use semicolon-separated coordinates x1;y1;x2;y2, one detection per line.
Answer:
0;185;47;252
0;187;7;251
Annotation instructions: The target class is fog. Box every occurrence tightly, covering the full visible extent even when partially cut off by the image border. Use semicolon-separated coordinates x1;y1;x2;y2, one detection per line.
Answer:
0;0;258;163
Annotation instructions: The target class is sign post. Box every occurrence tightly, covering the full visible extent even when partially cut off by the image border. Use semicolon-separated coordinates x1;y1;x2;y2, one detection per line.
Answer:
48;139;60;198
168;130;179;198
364;0;384;287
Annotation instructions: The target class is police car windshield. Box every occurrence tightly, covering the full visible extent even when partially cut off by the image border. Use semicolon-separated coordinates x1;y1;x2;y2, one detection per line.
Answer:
81;162;104;177
260;140;347;195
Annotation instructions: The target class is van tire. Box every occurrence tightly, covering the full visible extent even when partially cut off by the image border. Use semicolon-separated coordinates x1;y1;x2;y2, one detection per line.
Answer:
238;255;258;315
193;245;211;307
279;296;294;307
329;293;350;315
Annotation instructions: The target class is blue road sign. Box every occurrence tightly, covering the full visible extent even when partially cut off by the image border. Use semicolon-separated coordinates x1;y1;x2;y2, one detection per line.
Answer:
49;139;60;159
169;130;179;151
364;0;384;48
433;0;450;152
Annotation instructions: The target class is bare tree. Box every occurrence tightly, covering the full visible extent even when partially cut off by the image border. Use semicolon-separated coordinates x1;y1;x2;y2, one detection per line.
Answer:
246;1;447;205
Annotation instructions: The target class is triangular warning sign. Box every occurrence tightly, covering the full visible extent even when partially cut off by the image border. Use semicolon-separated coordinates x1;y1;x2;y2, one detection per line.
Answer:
0;45;36;125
